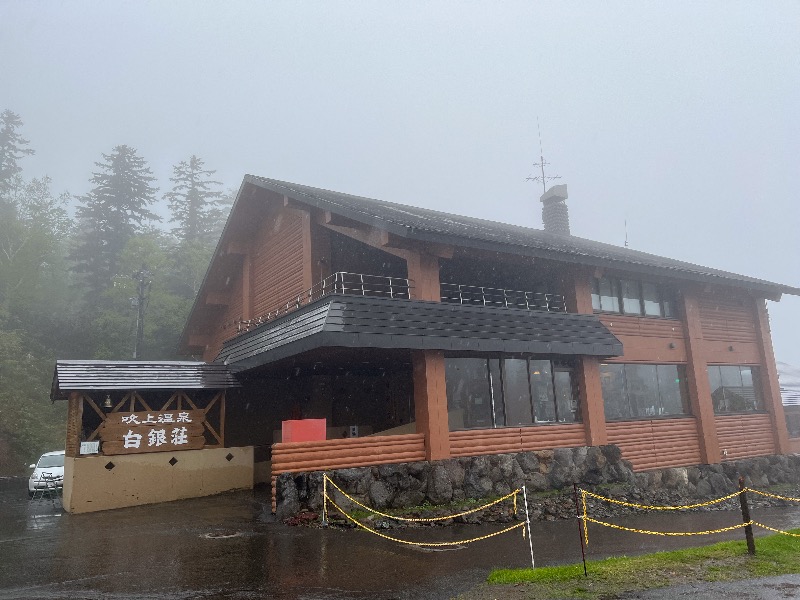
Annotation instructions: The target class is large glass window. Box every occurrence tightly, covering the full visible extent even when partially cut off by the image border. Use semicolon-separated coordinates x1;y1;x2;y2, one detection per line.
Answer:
707;365;763;414
445;356;581;430
600;363;691;420
592;276;675;318
445;358;494;429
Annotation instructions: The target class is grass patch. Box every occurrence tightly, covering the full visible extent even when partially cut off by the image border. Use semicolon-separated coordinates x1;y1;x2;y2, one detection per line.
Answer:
487;529;800;598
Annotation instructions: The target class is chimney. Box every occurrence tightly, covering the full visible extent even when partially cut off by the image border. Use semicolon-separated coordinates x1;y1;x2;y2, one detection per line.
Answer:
540;184;570;235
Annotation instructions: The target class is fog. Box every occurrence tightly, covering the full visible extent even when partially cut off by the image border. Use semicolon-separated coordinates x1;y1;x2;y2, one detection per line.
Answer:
2;1;798;365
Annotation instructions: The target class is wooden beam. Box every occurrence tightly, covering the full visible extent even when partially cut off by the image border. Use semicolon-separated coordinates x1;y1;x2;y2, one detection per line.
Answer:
65;392;83;458
754;299;790;454
187;334;209;349
225;241;248;256
412;350;450;461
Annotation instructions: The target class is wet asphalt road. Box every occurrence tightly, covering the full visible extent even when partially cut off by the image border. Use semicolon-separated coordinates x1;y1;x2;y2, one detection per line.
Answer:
2;477;800;600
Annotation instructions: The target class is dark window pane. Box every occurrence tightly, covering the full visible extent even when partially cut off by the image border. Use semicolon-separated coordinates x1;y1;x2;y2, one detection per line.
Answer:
740;366;763;411
656;364;690;415
662;289;676;318
708;366;724;412
445;358;492;430
530;360;555;423
591;279;601;311
554;369;580;423
600;363;629;420
598;277;620;313
624;364;659;417
503;358;533;426
642;282;662;317
489;358;504;426
621;279;643;315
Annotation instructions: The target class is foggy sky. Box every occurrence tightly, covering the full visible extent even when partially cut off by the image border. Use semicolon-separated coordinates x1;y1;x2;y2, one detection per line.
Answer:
2;1;799;367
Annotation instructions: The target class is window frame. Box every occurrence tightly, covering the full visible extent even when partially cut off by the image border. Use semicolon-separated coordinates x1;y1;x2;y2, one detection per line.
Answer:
591;276;676;319
707;364;764;415
599;362;692;421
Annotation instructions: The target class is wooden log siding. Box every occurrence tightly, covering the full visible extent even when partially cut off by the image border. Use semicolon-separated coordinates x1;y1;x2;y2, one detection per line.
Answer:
251;210;306;319
699;293;758;344
208;278;244;358
715;414;776;460
599;315;686;363
449;424;586;458
271;433;426;475
270;434;426;510
606;418;702;471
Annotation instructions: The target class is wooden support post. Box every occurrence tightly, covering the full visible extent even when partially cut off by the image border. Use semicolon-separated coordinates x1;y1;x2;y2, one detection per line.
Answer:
569;269;607;446
406;251;441;302
65;392;83;458
680;288;720;464
412;350;450;461
753;298;790;455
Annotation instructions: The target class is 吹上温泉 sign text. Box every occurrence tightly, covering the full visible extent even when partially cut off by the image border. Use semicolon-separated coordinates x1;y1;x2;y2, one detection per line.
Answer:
99;410;206;455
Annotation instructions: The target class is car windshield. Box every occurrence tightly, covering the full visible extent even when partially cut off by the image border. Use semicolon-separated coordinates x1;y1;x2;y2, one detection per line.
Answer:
37;455;64;468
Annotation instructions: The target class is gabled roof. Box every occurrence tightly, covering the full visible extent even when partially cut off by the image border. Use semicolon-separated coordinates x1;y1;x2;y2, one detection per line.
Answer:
51;360;240;400
245;175;799;297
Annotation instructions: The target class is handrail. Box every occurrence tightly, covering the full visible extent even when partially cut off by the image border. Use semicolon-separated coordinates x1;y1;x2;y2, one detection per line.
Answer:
440;282;566;313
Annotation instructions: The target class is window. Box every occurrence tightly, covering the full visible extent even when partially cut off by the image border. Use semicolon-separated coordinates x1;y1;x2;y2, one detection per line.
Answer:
592;276;675;318
707;365;763;414
600;363;691;420
445;356;581;430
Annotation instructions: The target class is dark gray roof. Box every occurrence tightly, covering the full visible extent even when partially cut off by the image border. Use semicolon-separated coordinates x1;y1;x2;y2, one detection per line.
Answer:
51;360;240;400
246;175;799;297
218;294;623;371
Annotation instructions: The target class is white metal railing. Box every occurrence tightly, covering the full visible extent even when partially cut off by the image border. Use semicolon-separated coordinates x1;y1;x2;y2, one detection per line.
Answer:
228;274;567;336
233;272;412;334
439;283;566;313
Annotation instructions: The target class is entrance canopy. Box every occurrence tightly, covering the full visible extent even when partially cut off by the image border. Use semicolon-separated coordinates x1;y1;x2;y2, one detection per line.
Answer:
218;294;623;371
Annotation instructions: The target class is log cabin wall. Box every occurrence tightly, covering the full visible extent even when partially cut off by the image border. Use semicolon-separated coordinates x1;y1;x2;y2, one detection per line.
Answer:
715;413;776;460
599;315;686;363
251;207;309;319
698;291;761;364
205;275;243;360
449;424;585;458
606;418;702;470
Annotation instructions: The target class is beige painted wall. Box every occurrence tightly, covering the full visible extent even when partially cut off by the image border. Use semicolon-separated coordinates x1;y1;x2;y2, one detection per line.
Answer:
63;446;254;514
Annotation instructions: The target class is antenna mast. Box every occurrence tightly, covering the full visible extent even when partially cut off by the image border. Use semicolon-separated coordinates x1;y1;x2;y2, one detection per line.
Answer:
526;118;560;193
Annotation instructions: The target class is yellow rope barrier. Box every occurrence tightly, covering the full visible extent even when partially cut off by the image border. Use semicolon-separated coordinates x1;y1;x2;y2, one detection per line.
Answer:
324;474;520;522
752;521;800;538
325;495;526;546
579;489;741;510
745;488;800;503
584;516;752;537
581;490;589;546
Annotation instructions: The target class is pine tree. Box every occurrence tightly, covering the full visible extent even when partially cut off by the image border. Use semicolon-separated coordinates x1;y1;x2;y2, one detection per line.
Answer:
70;145;159;304
0;110;35;199
165;155;222;245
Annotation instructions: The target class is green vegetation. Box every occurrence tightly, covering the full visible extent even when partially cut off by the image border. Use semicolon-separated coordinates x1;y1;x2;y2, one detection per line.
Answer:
486;530;800;598
0;110;232;474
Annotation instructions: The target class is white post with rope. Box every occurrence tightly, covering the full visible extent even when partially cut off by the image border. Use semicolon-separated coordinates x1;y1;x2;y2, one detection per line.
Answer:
522;484;535;570
322;473;328;527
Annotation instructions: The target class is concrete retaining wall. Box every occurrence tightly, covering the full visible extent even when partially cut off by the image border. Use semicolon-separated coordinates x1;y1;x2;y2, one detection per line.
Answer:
63;446;254;513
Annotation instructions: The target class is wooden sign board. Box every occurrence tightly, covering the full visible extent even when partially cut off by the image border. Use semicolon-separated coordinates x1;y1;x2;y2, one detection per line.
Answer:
100;410;206;455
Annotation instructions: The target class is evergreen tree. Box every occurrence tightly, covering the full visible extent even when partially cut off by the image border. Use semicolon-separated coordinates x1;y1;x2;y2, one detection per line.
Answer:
70;145;159;303
165;155;222;245
0;110;35;199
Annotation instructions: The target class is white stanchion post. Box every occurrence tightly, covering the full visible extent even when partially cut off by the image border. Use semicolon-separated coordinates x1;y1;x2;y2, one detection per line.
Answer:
322;474;328;527
522;485;535;570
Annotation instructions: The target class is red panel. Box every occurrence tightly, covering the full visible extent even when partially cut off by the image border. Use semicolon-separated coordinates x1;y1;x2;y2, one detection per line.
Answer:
282;419;327;443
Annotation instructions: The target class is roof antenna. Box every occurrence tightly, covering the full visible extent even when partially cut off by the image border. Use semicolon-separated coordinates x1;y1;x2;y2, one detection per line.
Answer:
526;117;560;194
624;218;629;248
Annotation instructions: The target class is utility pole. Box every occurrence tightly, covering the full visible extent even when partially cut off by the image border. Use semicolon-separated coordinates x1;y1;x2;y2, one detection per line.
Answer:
132;265;152;359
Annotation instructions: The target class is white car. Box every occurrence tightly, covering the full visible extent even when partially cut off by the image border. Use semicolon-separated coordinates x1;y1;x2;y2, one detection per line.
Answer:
28;450;65;498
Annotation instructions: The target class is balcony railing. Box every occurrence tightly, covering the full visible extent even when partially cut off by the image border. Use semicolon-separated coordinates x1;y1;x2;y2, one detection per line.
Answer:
440;283;566;313
229;273;566;336
233;272;412;334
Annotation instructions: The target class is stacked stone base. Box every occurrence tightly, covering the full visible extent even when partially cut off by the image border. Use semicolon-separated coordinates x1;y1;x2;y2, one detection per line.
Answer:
275;445;800;521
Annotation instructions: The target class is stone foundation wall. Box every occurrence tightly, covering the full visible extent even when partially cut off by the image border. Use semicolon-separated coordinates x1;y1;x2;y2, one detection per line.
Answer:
275;446;800;520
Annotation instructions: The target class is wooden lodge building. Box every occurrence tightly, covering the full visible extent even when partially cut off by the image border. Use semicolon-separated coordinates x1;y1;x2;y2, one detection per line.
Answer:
52;176;800;513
